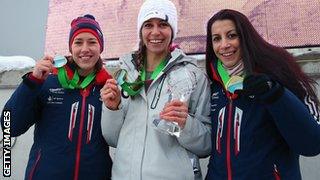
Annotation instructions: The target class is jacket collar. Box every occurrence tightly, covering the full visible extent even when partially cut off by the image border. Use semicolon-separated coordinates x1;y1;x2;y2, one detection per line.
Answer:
119;48;191;82
52;62;111;85
210;60;240;99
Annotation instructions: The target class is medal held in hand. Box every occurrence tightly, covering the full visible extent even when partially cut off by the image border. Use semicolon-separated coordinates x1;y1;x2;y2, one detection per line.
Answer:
226;75;244;93
53;55;67;68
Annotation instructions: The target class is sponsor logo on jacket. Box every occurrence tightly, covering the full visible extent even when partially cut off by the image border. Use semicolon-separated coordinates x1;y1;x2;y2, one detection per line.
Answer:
49;88;65;94
47;95;64;104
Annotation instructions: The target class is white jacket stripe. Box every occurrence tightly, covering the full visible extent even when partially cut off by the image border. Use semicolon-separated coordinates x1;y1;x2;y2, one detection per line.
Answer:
304;94;320;123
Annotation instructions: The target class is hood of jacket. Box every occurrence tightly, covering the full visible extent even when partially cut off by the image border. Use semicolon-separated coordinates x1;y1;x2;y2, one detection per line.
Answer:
118;48;196;83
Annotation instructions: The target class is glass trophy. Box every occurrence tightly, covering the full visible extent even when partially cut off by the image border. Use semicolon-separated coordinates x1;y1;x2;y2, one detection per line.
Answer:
153;66;197;137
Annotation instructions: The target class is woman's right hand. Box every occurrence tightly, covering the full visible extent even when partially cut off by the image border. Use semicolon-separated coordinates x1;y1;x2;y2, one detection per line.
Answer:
32;55;54;80
100;79;121;110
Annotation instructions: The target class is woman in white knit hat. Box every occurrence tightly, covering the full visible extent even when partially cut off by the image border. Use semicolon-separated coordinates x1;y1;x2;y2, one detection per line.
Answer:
100;0;211;179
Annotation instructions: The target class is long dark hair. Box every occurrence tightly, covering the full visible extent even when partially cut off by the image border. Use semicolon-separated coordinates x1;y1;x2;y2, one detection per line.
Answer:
205;9;319;105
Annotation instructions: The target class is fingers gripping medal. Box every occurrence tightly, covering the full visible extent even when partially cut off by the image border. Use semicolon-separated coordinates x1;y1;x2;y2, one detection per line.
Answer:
53;55;67;68
114;69;144;98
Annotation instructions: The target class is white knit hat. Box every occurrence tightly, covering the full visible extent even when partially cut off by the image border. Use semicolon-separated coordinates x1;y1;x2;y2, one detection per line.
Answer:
137;0;178;40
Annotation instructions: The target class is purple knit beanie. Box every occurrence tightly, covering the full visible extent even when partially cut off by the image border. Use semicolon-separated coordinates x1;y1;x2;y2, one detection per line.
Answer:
69;14;104;53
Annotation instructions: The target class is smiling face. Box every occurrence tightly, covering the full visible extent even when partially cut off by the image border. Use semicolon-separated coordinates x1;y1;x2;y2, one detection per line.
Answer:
71;32;100;76
211;19;242;68
141;18;172;58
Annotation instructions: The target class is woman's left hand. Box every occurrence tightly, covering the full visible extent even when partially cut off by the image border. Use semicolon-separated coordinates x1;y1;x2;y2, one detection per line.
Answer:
160;100;189;128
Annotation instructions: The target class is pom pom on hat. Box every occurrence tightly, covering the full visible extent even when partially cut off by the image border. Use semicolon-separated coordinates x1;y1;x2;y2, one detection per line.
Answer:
137;0;178;40
69;14;104;53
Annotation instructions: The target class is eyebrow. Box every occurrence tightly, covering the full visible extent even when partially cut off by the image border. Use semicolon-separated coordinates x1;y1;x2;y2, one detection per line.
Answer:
212;29;237;36
227;29;237;33
74;37;97;41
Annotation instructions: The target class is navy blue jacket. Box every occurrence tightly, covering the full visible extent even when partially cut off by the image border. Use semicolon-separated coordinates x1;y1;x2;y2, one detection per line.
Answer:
206;62;320;180
1;64;112;180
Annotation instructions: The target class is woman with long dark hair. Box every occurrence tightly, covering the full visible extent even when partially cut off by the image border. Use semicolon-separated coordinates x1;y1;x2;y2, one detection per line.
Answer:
205;9;320;179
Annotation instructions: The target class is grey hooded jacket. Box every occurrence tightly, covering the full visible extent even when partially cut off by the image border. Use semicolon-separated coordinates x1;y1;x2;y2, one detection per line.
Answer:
102;48;211;180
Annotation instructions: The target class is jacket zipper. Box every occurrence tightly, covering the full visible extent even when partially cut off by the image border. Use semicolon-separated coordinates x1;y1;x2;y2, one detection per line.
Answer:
226;99;233;180
210;61;237;179
73;89;90;180
273;164;281;180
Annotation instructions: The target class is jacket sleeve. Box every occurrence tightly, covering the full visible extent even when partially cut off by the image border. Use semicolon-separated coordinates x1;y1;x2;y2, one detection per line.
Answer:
267;88;320;156
177;68;212;157
1;74;43;137
101;98;127;147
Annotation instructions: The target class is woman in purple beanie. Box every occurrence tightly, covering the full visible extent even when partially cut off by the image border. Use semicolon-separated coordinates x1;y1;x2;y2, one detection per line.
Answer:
1;14;112;180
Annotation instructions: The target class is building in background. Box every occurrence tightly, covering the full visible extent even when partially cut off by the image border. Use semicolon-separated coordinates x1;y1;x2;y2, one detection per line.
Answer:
45;0;320;59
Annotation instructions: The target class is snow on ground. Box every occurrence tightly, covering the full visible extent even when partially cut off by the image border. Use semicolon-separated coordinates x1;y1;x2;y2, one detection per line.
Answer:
0;56;35;72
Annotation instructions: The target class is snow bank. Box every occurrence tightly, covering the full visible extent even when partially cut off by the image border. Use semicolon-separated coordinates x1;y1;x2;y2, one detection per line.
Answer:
0;56;35;72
